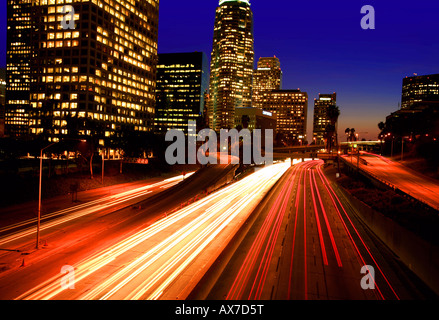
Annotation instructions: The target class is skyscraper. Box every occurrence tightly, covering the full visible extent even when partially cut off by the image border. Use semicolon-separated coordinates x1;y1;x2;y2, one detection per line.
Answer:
5;0;34;137
0;69;5;137
262;89;308;143
313;93;337;145
155;52;209;135
27;0;159;143
208;0;254;131
253;56;282;109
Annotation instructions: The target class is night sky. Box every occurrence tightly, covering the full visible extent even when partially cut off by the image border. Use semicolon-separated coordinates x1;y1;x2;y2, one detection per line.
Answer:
1;0;439;140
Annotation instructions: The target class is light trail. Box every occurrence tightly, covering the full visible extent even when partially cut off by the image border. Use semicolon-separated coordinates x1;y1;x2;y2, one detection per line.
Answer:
311;169;342;267
0;174;192;248
316;163;400;300
226;160;315;300
223;160;401;300
308;166;329;266
16;162;290;300
287;166;305;299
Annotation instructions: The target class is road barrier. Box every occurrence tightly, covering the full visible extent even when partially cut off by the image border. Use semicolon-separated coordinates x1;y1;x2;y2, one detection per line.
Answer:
334;182;439;296
340;156;439;212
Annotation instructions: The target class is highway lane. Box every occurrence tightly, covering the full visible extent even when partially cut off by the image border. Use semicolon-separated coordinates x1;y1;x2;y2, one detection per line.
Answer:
0;173;192;251
342;152;439;211
0;164;240;299
13;161;290;300
206;160;433;300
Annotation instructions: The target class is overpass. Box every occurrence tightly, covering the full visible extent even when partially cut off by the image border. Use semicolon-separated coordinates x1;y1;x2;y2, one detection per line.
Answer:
273;141;381;161
273;145;338;161
340;152;439;212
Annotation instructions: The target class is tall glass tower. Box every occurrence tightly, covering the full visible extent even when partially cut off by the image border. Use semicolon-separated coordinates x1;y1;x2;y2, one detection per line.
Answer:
253;57;283;109
28;0;159;143
5;0;34;137
208;0;254;131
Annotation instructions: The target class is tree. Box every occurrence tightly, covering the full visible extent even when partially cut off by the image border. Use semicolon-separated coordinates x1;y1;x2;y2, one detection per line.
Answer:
241;115;250;129
325;105;340;152
378;121;387;155
349;128;357;142
345;128;351;142
74;118;106;179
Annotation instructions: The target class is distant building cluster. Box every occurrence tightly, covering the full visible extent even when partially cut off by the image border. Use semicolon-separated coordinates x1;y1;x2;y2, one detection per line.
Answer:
3;0;339;149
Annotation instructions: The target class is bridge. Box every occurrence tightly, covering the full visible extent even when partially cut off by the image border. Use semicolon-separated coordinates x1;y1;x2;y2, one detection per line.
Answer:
273;141;382;162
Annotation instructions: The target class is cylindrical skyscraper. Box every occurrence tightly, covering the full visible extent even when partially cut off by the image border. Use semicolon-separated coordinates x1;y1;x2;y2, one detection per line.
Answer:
208;0;254;131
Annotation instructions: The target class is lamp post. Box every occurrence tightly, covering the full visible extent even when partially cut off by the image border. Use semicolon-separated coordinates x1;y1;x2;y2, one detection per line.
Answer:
391;136;394;158
401;138;404;161
101;148;105;185
36;139;86;249
37;142;56;249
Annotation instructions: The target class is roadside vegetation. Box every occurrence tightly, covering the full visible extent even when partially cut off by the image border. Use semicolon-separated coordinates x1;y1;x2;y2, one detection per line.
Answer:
337;173;439;246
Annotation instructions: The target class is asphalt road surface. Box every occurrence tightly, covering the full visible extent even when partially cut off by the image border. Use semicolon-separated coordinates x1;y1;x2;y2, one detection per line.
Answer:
0;164;237;299
204;160;436;300
11;162;289;300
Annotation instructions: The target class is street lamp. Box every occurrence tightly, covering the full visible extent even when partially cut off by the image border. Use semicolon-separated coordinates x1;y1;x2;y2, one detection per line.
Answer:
401;137;404;161
391;135;394;158
36;138;87;249
37;142;56;249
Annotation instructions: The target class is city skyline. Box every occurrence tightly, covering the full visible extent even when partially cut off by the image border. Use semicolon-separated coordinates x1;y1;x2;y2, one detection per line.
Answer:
154;0;439;141
1;0;439;304
1;1;439;140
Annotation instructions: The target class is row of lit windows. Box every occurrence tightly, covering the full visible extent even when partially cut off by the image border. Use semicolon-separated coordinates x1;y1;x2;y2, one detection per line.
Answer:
43;13;80;23
47;31;80;40
41;40;80;48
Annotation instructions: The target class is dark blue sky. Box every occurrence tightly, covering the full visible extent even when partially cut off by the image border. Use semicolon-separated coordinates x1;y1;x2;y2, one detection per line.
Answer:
2;0;439;140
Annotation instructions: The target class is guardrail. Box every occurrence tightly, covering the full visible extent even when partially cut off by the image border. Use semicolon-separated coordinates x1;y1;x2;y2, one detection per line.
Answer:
339;156;439;212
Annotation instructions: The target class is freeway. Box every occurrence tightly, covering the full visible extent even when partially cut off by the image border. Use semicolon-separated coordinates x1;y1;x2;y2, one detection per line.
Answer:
13;161;290;300
0;164;238;299
204;160;434;300
0;173;192;250
342;152;439;211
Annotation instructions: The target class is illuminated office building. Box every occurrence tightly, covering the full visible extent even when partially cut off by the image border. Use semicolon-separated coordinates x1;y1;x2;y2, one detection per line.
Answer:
5;0;34;137
28;0;159;142
234;107;276;133
261;90;307;142
154;52;209;135
208;0;254;131
312;93;337;145
402;74;439;109
0;69;5;137
252;56;282;109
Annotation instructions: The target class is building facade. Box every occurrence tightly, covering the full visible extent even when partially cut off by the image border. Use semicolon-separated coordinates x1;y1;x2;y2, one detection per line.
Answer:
154;52;209;135
26;0;159;143
252;56;282;109
402;74;439;109
5;0;34;137
312;93;337;145
208;0;254;131
234;107;277;133
0;69;5;137
261;90;307;143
